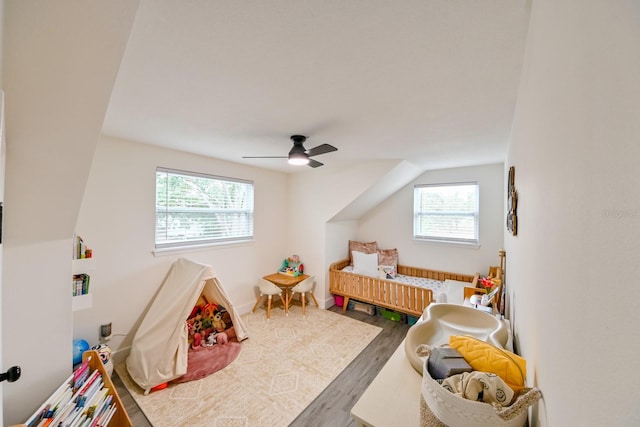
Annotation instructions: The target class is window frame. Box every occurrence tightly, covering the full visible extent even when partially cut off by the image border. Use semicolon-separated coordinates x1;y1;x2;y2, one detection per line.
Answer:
413;181;480;246
155;167;254;251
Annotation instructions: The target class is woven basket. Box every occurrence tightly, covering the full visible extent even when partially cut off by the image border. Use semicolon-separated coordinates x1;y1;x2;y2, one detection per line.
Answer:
421;357;541;427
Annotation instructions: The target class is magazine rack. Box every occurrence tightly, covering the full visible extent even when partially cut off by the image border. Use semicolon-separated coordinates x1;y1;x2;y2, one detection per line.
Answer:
14;350;131;427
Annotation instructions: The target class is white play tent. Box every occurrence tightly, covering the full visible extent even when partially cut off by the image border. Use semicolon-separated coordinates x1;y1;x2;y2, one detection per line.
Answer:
126;257;248;393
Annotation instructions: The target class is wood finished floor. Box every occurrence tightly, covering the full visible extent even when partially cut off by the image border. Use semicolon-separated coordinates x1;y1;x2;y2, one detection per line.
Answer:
113;305;411;427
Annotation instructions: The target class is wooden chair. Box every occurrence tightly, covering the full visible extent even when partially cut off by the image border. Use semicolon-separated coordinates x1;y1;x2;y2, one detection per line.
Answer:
287;275;318;316
251;278;286;320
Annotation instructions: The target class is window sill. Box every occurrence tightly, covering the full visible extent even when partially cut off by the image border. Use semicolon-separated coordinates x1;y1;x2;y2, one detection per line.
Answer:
152;239;255;257
413;238;480;249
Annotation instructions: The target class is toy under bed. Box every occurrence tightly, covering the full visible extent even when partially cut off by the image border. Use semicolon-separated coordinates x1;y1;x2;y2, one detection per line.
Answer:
329;258;478;317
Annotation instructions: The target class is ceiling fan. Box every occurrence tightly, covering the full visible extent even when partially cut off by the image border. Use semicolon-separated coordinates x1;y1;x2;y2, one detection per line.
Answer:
243;135;338;168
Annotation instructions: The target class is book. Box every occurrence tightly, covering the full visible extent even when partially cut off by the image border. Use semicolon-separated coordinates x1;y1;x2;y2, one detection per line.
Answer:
76;369;101;400
25;374;74;426
73;359;90;389
72;274;91;296
24;350;128;427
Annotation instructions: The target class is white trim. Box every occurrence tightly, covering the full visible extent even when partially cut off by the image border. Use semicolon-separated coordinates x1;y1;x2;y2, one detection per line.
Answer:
152;239;255;257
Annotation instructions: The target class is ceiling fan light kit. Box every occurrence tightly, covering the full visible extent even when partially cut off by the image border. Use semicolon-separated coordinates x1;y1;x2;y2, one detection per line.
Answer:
243;134;337;168
288;152;310;165
287;137;310;165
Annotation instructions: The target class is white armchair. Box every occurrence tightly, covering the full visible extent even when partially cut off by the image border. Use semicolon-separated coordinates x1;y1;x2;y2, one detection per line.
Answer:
287;275;318;316
251;278;286;320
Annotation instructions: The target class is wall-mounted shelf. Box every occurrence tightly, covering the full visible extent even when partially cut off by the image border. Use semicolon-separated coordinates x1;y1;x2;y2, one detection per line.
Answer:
72;293;93;311
72;258;95;274
72;254;95;311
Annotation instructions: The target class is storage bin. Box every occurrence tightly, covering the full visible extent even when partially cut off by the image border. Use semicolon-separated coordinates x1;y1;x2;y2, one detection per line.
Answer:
376;307;407;323
333;295;344;307
347;300;376;315
407;315;419;326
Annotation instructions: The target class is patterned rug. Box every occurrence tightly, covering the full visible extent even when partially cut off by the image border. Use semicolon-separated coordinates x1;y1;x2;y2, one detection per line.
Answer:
115;305;382;427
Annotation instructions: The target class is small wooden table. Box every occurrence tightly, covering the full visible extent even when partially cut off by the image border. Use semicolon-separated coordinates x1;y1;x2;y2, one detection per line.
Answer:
263;273;309;312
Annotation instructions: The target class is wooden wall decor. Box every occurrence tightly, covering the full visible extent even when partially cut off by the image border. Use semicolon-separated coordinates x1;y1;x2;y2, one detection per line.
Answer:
507;166;518;236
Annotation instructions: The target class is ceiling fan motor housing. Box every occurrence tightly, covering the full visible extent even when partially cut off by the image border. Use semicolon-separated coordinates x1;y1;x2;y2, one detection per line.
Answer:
288;135;310;164
289;135;308;156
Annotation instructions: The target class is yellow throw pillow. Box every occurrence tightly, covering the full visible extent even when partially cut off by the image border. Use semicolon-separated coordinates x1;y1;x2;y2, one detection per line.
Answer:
449;335;527;392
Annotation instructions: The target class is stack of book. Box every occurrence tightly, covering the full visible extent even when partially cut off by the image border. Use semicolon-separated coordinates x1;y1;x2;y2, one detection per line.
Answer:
72;274;90;297
24;356;117;427
73;234;92;260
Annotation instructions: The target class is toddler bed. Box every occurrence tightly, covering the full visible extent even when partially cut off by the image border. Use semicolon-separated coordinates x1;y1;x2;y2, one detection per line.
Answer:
329;258;478;318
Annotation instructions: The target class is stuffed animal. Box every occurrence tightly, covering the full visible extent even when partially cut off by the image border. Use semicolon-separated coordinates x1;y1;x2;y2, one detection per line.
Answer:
205;332;217;346
205;331;229;346
192;332;204;349
212;311;226;332
215;332;229;345
192;318;204;334
187;320;195;345
202;302;219;320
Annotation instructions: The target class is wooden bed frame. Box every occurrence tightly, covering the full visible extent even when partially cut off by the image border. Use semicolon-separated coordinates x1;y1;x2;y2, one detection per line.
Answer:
329;259;479;318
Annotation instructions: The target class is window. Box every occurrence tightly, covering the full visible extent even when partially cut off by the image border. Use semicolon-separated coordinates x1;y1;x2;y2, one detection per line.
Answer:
155;168;254;249
413;182;479;245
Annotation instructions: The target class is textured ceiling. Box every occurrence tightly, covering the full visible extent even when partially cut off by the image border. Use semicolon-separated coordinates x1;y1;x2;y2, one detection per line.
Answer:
102;0;530;173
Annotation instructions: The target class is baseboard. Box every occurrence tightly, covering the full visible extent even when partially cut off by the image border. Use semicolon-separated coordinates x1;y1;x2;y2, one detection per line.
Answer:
323;297;336;309
236;301;257;315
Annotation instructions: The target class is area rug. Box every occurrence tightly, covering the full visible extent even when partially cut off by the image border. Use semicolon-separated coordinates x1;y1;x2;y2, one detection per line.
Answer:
115;304;382;427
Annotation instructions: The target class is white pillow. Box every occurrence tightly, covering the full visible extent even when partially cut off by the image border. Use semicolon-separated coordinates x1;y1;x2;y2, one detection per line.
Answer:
351;251;379;277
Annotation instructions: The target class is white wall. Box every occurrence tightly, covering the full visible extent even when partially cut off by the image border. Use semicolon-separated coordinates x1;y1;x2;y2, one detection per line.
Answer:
73;135;290;354
1;2;138;424
0;86;5;424
286;161;504;307
286;160;407;306
505;1;640;425
357;163;505;275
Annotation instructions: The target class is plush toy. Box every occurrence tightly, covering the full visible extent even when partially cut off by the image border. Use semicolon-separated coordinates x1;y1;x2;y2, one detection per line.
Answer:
205;332;217;346
188;305;201;319
204;331;229;346
90;344;112;364
192;318;204;335
187;320;195;345
212;311;226;332
192;332;203;349
202;302;219;320
215;332;229;345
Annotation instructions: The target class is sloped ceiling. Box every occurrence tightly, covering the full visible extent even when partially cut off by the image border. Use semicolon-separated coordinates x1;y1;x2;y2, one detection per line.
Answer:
102;0;530;173
2;1;140;244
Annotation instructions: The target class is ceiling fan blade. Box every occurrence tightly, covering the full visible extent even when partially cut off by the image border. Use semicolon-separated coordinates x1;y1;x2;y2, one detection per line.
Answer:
308;159;324;168
242;156;287;159
306;144;337;157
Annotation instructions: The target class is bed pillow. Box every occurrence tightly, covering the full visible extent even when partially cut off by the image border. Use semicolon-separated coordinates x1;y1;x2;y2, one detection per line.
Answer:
377;248;398;277
378;265;396;280
349;240;378;265
351;251;379;277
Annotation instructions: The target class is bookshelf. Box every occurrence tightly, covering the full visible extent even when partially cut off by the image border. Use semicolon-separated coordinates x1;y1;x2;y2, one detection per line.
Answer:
15;350;132;427
72;258;94;311
72;234;94;311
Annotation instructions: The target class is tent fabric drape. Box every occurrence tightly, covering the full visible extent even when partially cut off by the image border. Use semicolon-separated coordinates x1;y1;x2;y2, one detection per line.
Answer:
126;258;248;392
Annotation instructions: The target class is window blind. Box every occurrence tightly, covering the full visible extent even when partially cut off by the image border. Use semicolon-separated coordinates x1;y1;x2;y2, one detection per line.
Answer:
155;168;254;249
413;182;479;244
